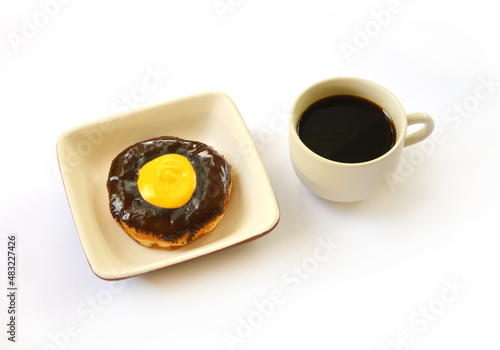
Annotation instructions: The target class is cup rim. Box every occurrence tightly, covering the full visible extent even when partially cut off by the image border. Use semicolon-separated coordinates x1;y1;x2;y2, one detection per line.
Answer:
289;76;407;167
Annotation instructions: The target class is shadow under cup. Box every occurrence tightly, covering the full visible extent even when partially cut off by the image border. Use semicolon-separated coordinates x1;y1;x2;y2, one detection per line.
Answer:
289;77;431;202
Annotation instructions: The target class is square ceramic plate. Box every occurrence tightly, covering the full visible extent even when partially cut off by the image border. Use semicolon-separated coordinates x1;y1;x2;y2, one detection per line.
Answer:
57;92;280;280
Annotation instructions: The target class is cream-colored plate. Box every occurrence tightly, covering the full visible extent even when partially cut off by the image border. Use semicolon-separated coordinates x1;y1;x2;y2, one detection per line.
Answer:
57;92;280;280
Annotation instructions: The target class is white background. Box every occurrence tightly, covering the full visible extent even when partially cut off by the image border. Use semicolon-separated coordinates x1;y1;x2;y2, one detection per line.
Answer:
1;0;500;349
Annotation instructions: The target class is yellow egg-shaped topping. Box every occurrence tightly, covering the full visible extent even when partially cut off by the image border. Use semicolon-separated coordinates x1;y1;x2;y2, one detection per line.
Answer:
137;154;197;208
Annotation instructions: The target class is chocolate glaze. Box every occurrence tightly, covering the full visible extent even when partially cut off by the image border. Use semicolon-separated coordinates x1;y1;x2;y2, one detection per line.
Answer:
107;136;232;243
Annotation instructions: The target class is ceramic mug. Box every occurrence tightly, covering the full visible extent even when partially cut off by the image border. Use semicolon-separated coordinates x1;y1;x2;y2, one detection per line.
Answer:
289;77;435;202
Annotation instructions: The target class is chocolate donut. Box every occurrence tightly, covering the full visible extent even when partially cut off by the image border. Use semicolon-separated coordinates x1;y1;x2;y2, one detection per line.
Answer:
106;136;232;249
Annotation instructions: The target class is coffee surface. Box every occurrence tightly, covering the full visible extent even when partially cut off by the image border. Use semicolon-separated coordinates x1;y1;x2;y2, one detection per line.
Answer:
297;95;396;163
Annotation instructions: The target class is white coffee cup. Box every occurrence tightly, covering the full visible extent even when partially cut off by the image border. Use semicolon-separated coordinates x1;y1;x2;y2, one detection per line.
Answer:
289;77;434;202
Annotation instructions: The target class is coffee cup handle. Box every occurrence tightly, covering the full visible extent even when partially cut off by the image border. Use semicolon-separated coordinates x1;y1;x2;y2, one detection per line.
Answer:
404;113;435;147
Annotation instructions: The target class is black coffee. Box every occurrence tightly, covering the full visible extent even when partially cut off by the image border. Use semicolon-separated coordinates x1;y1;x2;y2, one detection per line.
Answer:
297;95;396;163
